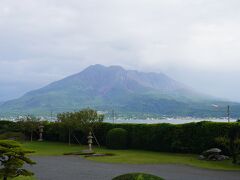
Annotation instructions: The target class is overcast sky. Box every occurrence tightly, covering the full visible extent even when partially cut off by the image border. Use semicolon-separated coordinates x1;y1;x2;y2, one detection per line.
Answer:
0;0;240;102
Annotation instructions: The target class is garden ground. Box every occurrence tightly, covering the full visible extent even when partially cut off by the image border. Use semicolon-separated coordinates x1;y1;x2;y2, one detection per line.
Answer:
22;141;240;171
11;141;240;180
28;155;240;180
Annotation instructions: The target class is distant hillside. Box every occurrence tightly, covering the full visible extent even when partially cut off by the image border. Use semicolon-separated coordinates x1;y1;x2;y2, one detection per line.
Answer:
1;64;240;118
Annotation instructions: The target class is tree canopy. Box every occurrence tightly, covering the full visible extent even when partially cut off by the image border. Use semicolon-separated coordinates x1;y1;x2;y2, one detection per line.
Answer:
57;108;104;145
0;140;36;180
16;115;40;142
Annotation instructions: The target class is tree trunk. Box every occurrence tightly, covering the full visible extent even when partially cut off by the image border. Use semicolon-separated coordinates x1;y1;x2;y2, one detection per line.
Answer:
3;176;7;180
68;128;71;146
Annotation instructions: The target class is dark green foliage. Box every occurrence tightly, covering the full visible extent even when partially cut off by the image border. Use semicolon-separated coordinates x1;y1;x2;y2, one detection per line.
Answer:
58;108;104;132
1;120;239;154
41;121;240;153
43;122;66;142
171;121;233;153
96;122;239;153
57;109;104;145
0;121;20;134
16;116;40;142
112;173;164;180
0;140;36;180
215;124;240;164
106;128;128;149
0;132;25;141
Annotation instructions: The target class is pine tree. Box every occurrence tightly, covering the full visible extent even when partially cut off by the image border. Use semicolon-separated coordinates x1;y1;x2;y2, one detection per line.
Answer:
0;140;36;180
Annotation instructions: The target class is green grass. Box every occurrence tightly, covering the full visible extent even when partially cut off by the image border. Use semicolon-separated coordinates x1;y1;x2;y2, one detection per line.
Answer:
22;141;84;156
21;141;240;171
11;176;36;180
87;148;240;171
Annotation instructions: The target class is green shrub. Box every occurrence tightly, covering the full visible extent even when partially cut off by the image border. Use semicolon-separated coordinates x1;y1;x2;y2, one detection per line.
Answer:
0;121;20;133
106;128;128;149
98;122;238;153
112;173;164;180
0;132;25;141
1;120;239;154
215;124;240;164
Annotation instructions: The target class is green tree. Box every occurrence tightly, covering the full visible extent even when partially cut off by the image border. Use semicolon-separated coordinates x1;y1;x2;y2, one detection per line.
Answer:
58;109;104;146
17;116;40;142
76;109;104;133
0;140;36;180
57;112;76;146
76;109;104;147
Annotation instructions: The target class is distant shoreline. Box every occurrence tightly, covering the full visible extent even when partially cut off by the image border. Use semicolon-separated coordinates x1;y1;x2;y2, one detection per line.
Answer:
105;117;234;124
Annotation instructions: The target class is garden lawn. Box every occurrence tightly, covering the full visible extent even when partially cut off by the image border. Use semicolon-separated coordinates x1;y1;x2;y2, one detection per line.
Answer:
22;141;84;156
22;141;240;171
11;176;36;180
88;148;240;171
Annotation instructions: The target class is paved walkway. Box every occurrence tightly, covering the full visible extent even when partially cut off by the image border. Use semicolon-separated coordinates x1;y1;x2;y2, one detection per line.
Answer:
28;156;240;180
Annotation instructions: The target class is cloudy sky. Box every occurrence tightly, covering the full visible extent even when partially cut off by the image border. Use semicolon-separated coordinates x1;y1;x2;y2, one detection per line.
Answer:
0;0;240;102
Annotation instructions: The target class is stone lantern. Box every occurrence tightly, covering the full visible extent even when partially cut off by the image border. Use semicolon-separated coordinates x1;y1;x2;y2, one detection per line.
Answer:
38;124;44;141
87;132;93;151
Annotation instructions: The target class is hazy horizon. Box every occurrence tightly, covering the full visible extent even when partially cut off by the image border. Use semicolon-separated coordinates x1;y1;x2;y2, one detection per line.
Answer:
1;0;240;102
0;64;237;103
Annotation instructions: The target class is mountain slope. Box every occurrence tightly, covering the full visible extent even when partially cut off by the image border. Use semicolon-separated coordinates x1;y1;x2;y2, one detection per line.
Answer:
1;64;239;117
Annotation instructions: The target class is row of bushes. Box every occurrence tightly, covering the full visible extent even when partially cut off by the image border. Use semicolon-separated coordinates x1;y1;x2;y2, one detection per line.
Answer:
94;121;239;153
0;120;239;154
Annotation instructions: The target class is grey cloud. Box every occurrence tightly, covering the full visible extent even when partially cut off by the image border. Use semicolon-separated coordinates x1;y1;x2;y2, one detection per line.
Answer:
0;0;240;101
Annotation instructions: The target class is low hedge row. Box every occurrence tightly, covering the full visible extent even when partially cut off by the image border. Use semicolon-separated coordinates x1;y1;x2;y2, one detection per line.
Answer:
106;128;128;149
1;120;239;154
38;121;240;153
0;132;26;141
93;121;239;153
0;121;20;134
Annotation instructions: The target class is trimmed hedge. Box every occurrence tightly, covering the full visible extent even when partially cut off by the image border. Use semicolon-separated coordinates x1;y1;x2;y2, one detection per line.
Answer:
106;128;128;149
0;132;25;141
112;173;164;180
1;120;239;154
0;121;20;133
93;121;240;154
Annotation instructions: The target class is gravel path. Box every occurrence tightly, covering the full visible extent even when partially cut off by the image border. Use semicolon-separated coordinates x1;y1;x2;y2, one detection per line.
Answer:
28;156;240;180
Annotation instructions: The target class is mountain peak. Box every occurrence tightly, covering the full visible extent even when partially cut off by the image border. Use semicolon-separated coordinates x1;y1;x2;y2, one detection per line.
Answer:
1;64;231;118
108;65;125;71
84;64;125;71
83;64;106;71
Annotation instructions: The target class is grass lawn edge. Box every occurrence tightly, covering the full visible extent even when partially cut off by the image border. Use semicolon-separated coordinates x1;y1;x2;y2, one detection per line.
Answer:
21;141;240;171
